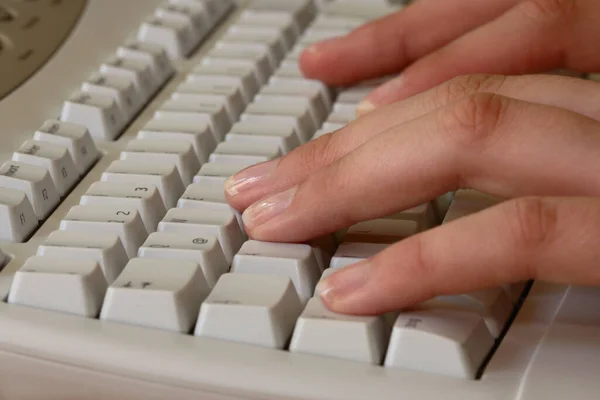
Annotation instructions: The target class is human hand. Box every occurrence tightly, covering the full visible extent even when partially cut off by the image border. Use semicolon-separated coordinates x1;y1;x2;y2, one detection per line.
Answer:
300;0;600;115
225;74;600;315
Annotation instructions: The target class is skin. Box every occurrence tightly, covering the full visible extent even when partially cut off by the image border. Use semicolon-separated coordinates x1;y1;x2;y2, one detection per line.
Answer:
224;0;600;316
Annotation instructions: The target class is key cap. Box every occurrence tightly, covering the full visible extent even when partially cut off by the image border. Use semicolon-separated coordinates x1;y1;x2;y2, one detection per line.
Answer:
311;14;364;30
138;119;216;164
260;83;329;123
60;91;123;140
327;110;356;124
245;99;316;142
100;56;157;101
172;89;244;122
120;139;200;185
246;0;317;30
155;2;208;45
33;120;99;175
254;94;322;128
232;240;321;303
117;40;174;85
322;1;399;19
308;234;337;272
220;31;285;67
299;28;349;46
138;232;229;288
80;182;167;234
60;205;148;258
0;161;59;220
384;308;495;379
12;140;79;197
343;219;418;244
237;13;299;49
8;256;107;318
138;15;193;60
226;121;300;154
189;64;260;102
194;273;303;348
202;56;270;87
100;258;209;333
193;160;256;185
433;288;513;338
159;207;245;264
386;203;437;231
178;182;243;233
268;76;332;110
330;242;391;269
156;99;231;141
0;188;37;242
176;80;247;109
443;189;500;224
38;230;128;284
82;72;142;121
101;160;185;209
290;297;391;364
229;24;293;52
209;141;281;164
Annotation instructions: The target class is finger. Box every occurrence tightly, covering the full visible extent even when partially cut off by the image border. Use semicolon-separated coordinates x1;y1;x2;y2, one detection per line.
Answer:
315;196;600;315
359;0;577;110
299;0;519;86
241;94;600;241
226;74;600;212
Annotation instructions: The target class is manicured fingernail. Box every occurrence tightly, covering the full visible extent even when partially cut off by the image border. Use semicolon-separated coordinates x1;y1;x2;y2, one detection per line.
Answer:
316;263;370;306
357;75;404;115
225;160;278;196
242;186;297;229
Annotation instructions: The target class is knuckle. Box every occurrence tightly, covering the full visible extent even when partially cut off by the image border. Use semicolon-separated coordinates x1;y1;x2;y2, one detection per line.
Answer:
507;196;559;251
283;131;338;173
520;0;575;21
439;93;508;149
436;75;507;106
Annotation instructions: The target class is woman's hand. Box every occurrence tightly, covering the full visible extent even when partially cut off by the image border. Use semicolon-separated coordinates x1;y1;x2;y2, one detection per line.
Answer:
299;0;600;115
225;74;600;315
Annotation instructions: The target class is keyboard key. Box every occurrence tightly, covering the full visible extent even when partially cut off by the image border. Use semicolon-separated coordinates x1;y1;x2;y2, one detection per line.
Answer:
243;101;316;143
254;94;322;128
100;56;157;102
138;119;216;164
177;182;244;233
246;0;317;31
232;240;321;303
226;121;300;154
202;56;270;87
343;219;418;244
193;160;256;185
433;288;513;338
290;297;391;365
260;83;329;123
138;232;229;287
100;258;209;333
194;273;303;348
12;140;79;197
38;230;128;284
156;99;231;141
386;202;438;231
209;141;281;164
172;90;244;123
101;160;185;209
330;242;390;269
155;3;208;45
82;72;143;121
60;205;148;258
80;182;167;233
220;31;285;67
206;43;274;81
138;15;193;60
322;1;399;19
158;207;245;264
384;308;495;379
268;76;332;110
117;40;174;85
176;80;247;108
236;13;298;49
190;64;260;102
0;188;37;242
307;234;337;272
121;139;200;185
33;120;99;175
8;256;107;318
0;161;60;220
60;91;123;140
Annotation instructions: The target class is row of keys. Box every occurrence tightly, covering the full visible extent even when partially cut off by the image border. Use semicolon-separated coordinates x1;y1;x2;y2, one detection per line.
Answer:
0;121;99;242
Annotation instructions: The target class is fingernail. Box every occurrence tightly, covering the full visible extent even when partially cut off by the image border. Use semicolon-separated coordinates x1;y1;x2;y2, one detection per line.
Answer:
225;159;278;196
357;75;404;116
316;263;370;307
242;186;297;229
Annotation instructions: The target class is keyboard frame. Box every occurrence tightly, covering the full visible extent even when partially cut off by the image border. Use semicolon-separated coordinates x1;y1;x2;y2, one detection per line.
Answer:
0;1;599;399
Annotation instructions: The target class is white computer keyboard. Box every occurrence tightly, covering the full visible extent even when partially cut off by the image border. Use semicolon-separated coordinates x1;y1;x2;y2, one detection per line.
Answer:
0;0;599;399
